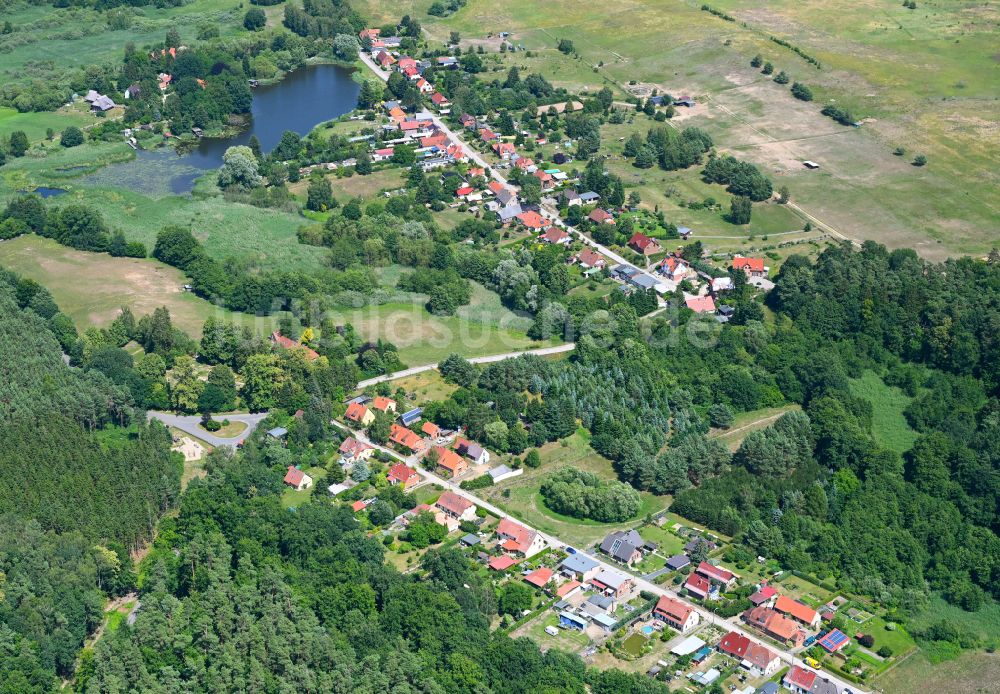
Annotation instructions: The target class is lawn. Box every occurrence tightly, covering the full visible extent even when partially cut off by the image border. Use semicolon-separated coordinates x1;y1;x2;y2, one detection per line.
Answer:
637;524;687;558
848;371;919;454
280;466;326;509
772;573;835;608
0;105;94;144
0;234;272;337
711;404;799;451
480;430;671;549
198;420;247;438
876;649;1000;694
863;616;917;659
517;612;591;653
389;370;459;404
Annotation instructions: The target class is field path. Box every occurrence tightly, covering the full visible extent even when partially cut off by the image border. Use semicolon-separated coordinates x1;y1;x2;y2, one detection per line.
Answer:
355;343;576;389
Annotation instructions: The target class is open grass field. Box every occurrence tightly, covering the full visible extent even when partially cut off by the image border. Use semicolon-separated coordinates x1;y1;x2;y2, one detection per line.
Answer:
907;595;1000;647
876;649;1000;694
0;234;270;337
390;370;459;403
0;105;94;144
281;466;326;508
480;430;671;549
411;0;999;259
710;404;799;451
849;371;920;454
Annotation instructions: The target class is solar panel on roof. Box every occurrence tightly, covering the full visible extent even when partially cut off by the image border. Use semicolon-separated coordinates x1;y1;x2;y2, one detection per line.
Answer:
819;629;849;651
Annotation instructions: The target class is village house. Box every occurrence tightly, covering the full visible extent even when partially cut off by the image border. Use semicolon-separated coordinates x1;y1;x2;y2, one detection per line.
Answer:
695;561;738;589
339;437;374;465
345;401;375;427
589;208;615;225
497;203;524;224
659;255;690;283
372;396;397;413
744;606;806;648
560;190;582;207
359;28;380;41
421;420;445;441
717;632;781;677
374;51;395;69
433;446;468;478
283;466;313;491
524;567;553;589
513;156;536;172
387;463;420;490
774;595;821;628
653;595;701;633
389;423;426;453
479;127;498;142
599;529;645;565
494;188;517;207
460;113;478;129
435;491;477;523
396;56;417;71
455;438;490;465
492;141;516;158
711;276;735;294
731;255;768;278
573;248;607;270
749;583;778;607
685;294;717;314
628;232;662;256
496;518;545;557
560;553;600;582
430;92;450;108
665;553;690;571
684;572;713;599
540;227;571;245
782;665;816;694
533;170;555;189
516;210;547;231
590;568;634;599
373;147;395;162
415;77;434;94
270;331;319;361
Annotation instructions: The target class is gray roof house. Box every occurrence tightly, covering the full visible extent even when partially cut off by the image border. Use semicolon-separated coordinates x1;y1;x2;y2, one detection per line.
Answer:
495;188;517;206
560;553;599;578
665;554;691;571
497;203;523;223
579;191;600;203
600;529;645;565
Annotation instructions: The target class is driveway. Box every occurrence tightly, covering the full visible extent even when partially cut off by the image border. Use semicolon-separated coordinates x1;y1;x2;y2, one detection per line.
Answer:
148;411;268;448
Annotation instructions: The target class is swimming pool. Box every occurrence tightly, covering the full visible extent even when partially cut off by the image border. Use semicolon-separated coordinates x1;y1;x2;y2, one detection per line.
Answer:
641;625;655;635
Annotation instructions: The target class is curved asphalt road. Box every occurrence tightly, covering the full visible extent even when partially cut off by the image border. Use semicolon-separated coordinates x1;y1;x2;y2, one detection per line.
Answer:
148;411;269;448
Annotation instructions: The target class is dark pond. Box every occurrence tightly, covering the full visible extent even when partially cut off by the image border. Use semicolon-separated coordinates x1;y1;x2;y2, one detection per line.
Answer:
83;63;360;196
29;187;68;198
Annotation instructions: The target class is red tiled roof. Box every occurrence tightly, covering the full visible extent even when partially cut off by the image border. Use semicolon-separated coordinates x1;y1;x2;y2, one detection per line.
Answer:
589;208;614;223
685;572;711;596
775;595;818;624
628;232;659;251
685;295;716;313
456;186;474;196
696;561;735;584
434;446;465;472
496;518;536;554
784;665;816;690
431;92;449;105
524;567;553;588
718;631;750;658
514;157;535;169
488;555;517;571
400;120;422;131
390;423;423;451
422;421;441;438
270;331;319;360
283;466;305;486
351;500;368;512
372;396;396;412
732;255;765;272
516;210;546;229
387;463;418;485
541;227;569;244
435;491;473;516
744;642;778;671
655;595;694;625
488;180;505;194
339;437;371;457
345;402;370;422
576;248;606;268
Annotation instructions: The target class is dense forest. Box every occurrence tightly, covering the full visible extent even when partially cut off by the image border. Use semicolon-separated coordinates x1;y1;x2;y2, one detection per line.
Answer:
0;267;181;689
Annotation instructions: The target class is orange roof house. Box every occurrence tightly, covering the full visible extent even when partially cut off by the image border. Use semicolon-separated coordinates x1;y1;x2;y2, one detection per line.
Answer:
421;421;442;439
433;446;467;477
653;595;700;633
387;463;420;489
372;396;397;413
270;331;319;360
731;255;767;278
774;595;820;627
628;232;662;256
390;423;425;452
435;491;475;519
345;401;375;426
524;567;554;588
685;294;717;314
496;518;543;557
516;210;546;230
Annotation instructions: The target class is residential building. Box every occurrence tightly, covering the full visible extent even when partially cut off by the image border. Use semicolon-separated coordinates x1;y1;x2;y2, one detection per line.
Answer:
660;255;689;283
390;423;426;453
685;294;717;313
387;463;420;490
455;438;490;465
488;555;518;571
556;579;582;598
421;421;442;440
696;561;737;588
666;554;691;571
496;518;545;557
590;568;633;599
628;232;662;255
345;401;375;426
435;491;476;521
654;595;700;633
774;595;821;628
270;331;320;360
782;665;816;694
599;529;644;565
524;567;553;589
540;227;571;245
339;437;374;464
560;553;600;582
574;248;607;269
434;446;468;477
684;572;712;599
717;632;781;677
731;255;768;278
516;210;547;230
711;276;735;294
372;396;397;413
744;607;806;648
283;466;313;491
560;189;582;206
749;584;778;607
399;407;423;427
589;208;615;225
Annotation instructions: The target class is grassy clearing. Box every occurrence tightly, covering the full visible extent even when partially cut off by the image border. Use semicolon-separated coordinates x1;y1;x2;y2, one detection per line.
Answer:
280;466;326;509
636;524;687;557
389;370;459;403
876;649;1000;694
0;235;270;337
516;612;591;652
849;371;919;454
711;404;799;451
480;430;671;549
907;595;1000;647
0;105;93;143
419;0;1000;259
198;420;247;438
